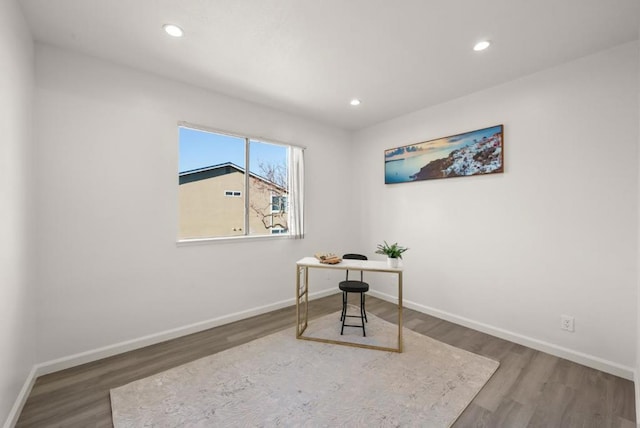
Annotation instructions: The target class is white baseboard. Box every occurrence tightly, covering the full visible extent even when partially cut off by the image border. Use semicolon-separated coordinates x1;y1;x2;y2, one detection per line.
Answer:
2;292;324;427
3;366;38;428
3;287;337;427
34;287;338;377
370;290;635;380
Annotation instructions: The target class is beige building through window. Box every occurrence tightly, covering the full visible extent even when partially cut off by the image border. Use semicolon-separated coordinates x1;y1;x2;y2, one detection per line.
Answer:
179;162;287;240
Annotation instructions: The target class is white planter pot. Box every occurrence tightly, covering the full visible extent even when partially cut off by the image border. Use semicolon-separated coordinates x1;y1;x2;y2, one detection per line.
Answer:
387;257;400;268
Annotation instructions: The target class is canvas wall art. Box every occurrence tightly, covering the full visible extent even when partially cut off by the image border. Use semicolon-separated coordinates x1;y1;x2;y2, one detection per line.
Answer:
384;125;504;184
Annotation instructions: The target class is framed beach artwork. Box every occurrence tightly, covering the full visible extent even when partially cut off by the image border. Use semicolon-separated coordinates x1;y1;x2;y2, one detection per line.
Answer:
384;124;504;184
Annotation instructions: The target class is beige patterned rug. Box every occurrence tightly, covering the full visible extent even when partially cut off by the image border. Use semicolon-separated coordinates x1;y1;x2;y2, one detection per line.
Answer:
110;311;499;427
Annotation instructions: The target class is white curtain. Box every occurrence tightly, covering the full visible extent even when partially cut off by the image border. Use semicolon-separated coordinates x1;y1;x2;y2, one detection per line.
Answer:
288;146;305;239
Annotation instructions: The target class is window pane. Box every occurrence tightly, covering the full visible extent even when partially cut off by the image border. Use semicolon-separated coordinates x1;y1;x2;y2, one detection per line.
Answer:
248;140;288;236
178;127;246;239
271;195;287;213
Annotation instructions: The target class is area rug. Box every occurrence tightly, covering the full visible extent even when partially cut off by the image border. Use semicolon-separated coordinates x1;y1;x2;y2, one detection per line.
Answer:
110;311;499;427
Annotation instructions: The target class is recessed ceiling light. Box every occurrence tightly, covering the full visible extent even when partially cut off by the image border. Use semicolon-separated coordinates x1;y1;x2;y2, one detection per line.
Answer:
163;24;184;38
473;40;491;51
350;99;361;106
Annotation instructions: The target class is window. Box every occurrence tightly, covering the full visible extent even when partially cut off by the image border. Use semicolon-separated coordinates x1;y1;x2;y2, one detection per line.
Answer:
178;124;303;240
271;195;287;213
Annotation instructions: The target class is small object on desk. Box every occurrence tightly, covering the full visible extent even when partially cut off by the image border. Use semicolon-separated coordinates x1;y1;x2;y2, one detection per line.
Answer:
314;252;342;264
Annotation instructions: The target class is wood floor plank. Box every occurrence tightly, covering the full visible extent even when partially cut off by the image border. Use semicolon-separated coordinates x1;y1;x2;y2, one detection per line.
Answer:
15;294;636;427
489;398;536;428
526;381;578;427
509;351;560;404
455;403;495;427
473;349;529;412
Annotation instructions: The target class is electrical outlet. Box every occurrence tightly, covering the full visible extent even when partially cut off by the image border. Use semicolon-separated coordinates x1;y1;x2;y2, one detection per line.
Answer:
560;315;575;332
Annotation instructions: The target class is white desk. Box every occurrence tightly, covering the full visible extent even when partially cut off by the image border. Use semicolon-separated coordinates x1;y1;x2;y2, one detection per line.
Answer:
295;257;404;352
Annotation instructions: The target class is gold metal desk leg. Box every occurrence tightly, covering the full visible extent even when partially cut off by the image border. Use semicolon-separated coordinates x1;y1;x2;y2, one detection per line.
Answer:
398;270;403;353
295;265;300;337
304;266;309;331
296;265;309;337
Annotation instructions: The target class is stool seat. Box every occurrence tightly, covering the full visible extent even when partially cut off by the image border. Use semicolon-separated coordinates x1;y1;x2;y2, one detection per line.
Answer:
339;280;369;293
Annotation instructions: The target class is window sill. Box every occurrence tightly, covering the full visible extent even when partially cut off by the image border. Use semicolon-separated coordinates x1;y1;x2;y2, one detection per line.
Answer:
176;234;291;246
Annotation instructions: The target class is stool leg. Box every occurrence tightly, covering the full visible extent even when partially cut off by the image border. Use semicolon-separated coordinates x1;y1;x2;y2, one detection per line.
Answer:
340;292;346;335
362;293;368;323
360;292;366;337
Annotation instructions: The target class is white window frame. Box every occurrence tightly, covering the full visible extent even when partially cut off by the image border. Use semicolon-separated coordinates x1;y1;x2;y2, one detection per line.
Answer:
177;122;304;244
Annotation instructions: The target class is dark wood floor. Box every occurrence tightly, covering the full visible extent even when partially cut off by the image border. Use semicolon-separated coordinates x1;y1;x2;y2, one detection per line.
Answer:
16;295;636;427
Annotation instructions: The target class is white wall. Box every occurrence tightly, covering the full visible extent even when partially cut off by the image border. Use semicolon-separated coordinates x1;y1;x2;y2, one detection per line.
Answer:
353;42;639;377
0;0;36;424
34;44;355;364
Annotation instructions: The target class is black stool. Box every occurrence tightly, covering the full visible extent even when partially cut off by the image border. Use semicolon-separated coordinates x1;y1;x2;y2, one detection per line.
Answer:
339;254;369;336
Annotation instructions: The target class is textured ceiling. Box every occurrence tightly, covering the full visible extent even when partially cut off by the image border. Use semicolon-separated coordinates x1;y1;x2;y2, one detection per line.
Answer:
20;0;640;130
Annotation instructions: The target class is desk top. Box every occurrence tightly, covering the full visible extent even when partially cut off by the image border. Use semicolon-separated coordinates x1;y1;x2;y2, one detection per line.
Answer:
296;257;403;272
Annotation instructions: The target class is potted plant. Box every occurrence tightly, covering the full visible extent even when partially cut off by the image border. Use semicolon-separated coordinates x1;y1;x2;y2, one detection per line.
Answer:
375;241;408;268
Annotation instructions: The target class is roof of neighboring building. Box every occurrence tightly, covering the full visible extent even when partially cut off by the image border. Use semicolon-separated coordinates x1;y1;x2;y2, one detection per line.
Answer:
179;162;286;191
